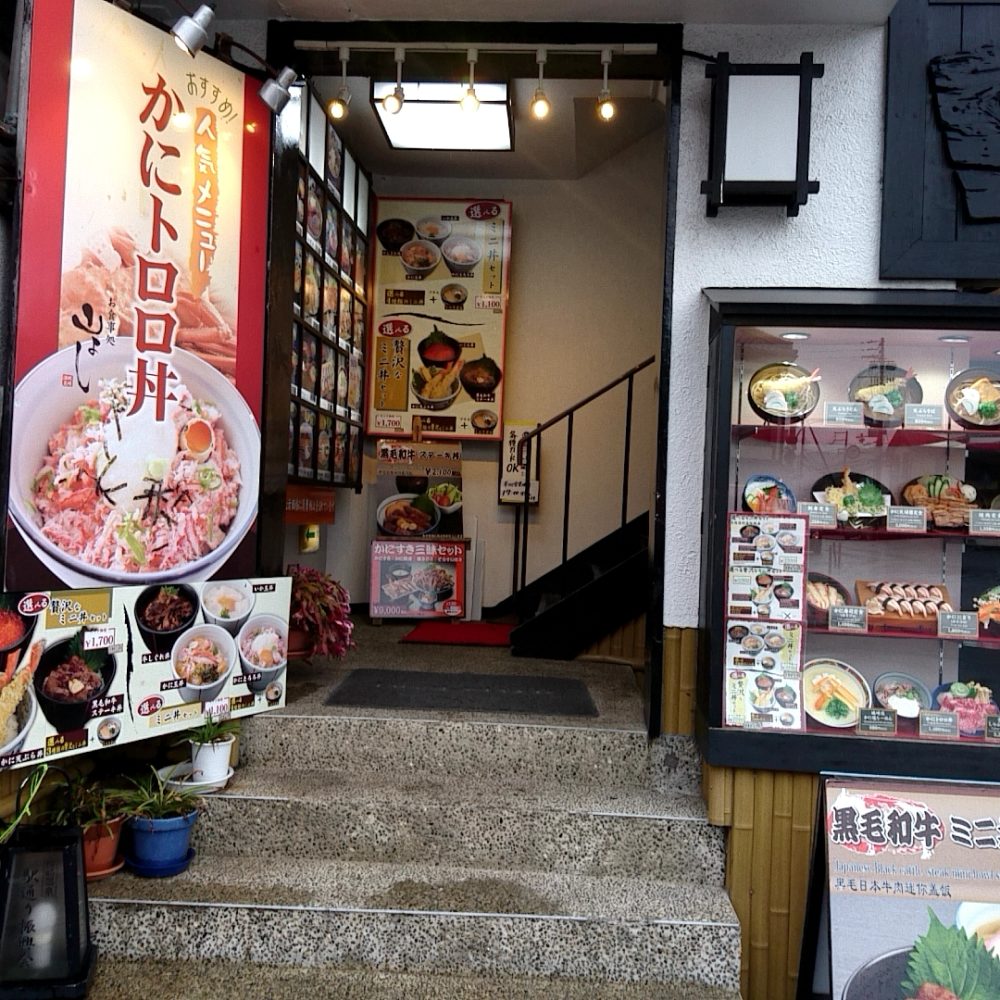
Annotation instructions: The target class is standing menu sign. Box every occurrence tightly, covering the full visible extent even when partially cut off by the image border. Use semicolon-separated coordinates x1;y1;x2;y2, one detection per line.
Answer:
9;0;268;592
366;198;511;442
825;777;1000;999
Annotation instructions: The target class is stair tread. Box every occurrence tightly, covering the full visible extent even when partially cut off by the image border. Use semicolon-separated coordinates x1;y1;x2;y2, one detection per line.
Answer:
213;766;710;820
91;855;738;925
87;956;743;1000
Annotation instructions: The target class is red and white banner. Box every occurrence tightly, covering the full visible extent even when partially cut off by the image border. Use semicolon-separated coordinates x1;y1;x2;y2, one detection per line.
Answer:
8;0;269;590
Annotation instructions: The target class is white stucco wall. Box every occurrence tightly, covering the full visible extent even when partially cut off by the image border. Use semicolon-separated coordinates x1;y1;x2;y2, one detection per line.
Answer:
664;24;949;628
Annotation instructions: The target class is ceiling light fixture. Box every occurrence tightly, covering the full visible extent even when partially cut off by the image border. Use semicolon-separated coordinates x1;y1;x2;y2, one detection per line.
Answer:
329;45;352;120
596;48;616;122
938;335;970;344
460;48;480;113
781;331;811;341
382;46;406;115
531;48;550;120
171;3;215;57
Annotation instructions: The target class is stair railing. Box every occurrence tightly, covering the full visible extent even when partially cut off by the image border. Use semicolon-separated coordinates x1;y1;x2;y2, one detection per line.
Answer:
513;355;655;595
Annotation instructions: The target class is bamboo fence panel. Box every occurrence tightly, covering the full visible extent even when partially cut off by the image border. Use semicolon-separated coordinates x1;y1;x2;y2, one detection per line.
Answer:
788;773;821;995
660;626;697;735
768;773;795;996
580;613;646;664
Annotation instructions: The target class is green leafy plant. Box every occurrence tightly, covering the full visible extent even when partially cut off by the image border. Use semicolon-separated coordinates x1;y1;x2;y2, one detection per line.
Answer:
0;763;48;845
175;717;240;746
902;910;1000;1000
288;564;355;658
47;773;127;834
118;765;202;820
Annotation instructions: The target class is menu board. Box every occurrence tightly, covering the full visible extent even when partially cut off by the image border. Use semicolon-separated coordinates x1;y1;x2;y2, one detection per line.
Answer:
375;439;464;540
369;540;466;619
724;513;807;731
0;578;291;772
367;198;511;441
9;0;269;591
825;777;1000;1000
286;88;366;487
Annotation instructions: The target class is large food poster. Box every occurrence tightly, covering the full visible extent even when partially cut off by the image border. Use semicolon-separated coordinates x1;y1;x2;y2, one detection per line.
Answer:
8;0;268;591
826;777;1000;1000
369;540;465;619
0;578;290;772
367;198;511;441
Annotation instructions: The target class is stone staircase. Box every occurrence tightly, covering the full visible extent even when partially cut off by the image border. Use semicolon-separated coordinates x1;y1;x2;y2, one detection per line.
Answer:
85;626;741;998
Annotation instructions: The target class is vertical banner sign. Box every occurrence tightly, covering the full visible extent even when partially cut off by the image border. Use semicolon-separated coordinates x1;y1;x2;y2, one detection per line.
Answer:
499;419;540;505
826;777;1000;999
366;198;511;441
9;0;268;591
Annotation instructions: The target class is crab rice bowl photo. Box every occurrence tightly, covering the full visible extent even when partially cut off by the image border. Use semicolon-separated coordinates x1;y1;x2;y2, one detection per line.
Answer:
9;341;260;586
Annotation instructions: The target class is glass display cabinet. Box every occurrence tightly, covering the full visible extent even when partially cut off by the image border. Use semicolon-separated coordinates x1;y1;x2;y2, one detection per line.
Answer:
699;290;1000;778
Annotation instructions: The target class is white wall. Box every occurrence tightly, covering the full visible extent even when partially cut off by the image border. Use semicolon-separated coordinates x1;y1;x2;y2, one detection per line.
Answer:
291;128;666;608
664;24;950;628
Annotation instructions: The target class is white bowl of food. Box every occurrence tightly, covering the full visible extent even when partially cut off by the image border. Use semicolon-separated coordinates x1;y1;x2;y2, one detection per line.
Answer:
0;682;37;760
398;239;440;277
201;580;256;636
171;624;236;704
9;341;260;586
414;217;452;245
441;236;482;272
237;614;288;693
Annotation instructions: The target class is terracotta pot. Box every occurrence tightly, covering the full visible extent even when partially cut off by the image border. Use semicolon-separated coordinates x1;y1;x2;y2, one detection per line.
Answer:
287;626;314;658
82;815;125;879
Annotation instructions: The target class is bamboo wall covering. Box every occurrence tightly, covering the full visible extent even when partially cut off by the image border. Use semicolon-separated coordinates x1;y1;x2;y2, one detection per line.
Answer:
662;626;821;1000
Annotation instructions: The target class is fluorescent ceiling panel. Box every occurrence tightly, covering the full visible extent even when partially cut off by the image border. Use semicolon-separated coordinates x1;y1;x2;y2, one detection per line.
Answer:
373;81;511;151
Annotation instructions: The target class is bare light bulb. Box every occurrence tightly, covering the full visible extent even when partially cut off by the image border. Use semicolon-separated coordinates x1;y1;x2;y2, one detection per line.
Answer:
597;90;616;121
382;85;404;115
531;88;550;119
460;85;480;113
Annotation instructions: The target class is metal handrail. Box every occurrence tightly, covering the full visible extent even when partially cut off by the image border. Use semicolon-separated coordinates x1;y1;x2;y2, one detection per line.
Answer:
513;355;655;595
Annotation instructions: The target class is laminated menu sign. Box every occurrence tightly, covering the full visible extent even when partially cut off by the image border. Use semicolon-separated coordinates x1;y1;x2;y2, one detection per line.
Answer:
366;198;511;441
723;620;803;730
0;578;291;772
369;539;465;619
725;513;807;621
374;439;464;540
8;0;268;592
824;777;1000;1000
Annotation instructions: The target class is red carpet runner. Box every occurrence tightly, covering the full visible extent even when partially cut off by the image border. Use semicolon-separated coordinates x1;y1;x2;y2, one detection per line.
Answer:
400;621;513;647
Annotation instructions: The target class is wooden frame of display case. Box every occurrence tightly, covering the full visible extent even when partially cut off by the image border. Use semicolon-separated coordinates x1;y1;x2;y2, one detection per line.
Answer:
699;288;1000;780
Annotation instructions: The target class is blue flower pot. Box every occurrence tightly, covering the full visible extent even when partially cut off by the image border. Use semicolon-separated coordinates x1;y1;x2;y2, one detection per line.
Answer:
126;812;197;875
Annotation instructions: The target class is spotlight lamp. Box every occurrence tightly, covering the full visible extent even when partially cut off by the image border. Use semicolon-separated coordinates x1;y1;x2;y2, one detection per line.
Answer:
329;45;352;120
171;3;215;57
530;48;550;120
597;49;615;122
460;48;480;112
215;33;297;115
382;46;406;114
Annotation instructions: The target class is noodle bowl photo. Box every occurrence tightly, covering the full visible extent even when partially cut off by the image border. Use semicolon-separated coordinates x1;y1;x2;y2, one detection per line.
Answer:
9;342;260;586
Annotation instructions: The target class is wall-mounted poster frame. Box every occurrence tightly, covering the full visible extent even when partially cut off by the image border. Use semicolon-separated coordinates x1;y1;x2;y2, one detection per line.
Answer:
285;84;369;489
366;197;511;442
8;0;269;592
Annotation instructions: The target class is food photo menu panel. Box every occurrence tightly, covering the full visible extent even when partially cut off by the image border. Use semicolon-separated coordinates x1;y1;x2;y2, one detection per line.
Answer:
367;198;511;441
0;579;291;771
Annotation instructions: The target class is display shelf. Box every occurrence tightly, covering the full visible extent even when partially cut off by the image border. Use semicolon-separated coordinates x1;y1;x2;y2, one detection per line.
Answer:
732;424;1000;449
807;624;1000;645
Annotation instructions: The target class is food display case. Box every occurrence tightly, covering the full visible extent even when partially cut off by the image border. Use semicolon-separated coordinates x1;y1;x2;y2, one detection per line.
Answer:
699;290;1000;778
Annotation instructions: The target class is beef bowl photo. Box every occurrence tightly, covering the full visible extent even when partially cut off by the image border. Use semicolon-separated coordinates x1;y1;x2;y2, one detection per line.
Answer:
33;632;116;733
134;583;199;656
171;624;236;704
9;341;260;587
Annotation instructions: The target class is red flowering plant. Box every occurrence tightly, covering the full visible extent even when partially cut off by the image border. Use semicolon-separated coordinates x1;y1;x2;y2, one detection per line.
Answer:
288;564;355;658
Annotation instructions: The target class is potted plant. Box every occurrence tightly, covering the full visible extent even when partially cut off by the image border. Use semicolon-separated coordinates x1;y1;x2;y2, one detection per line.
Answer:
119;766;202;877
175;716;240;785
47;772;128;880
288;564;355;658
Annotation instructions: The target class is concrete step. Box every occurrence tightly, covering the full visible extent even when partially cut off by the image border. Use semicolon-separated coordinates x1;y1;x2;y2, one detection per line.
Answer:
89;856;740;991
191;766;724;883
87;956;744;999
240;712;702;791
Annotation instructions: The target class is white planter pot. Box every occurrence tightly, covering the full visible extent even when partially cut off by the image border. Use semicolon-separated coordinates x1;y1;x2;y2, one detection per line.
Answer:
190;736;235;783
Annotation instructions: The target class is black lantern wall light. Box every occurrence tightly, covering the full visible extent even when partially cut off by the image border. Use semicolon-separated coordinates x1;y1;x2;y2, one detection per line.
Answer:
701;52;824;217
